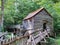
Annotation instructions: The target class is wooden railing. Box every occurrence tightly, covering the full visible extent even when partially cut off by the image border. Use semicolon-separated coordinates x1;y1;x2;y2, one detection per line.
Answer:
0;29;49;45
0;35;29;45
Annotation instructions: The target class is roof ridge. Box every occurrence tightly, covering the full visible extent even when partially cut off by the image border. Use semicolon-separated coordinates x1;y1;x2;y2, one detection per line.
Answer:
23;7;52;20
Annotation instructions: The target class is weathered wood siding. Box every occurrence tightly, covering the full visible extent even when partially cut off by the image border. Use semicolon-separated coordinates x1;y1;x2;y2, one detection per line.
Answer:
23;18;34;30
34;10;53;32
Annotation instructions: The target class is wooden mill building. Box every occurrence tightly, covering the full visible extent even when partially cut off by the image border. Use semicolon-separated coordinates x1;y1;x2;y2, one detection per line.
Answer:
0;7;54;45
23;7;53;35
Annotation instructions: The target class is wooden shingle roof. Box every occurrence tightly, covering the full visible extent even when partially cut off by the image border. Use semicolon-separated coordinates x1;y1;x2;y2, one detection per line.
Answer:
24;7;52;20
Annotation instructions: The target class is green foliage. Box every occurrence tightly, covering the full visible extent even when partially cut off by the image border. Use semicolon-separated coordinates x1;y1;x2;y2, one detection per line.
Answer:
53;2;60;32
4;0;40;27
52;0;60;3
56;39;60;45
17;0;40;22
46;37;56;45
55;35;60;45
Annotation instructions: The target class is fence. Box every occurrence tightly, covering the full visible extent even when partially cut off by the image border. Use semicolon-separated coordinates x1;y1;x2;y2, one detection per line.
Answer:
0;29;49;45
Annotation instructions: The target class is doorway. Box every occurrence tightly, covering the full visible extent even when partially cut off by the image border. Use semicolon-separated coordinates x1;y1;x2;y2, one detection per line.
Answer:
36;42;41;45
43;23;46;31
42;20;48;31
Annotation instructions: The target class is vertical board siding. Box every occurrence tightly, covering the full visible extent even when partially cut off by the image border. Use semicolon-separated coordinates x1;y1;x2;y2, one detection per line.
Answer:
34;10;53;32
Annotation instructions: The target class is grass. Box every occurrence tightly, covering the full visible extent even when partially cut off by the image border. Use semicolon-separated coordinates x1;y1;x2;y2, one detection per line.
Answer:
56;39;60;45
55;34;60;45
46;34;60;45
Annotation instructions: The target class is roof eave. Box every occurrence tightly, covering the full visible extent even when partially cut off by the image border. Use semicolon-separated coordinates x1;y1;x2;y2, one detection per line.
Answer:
23;7;53;20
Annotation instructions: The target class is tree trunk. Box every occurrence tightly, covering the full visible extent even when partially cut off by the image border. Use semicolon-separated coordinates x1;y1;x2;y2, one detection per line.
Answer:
0;0;4;31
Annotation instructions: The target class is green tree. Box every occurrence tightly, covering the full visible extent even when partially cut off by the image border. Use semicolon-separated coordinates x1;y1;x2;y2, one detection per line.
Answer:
4;0;40;27
53;2;60;32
